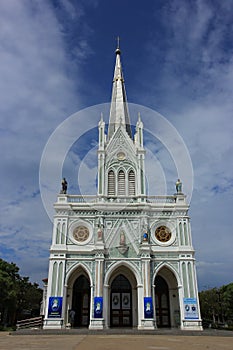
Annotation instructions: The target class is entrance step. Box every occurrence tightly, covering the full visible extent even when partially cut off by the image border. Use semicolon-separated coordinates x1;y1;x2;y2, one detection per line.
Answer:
12;328;233;337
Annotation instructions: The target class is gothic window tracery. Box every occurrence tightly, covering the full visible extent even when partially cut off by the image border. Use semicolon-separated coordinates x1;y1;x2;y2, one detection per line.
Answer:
107;167;136;197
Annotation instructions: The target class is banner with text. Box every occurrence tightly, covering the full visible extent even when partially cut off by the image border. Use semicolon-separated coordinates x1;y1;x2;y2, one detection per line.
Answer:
184;298;198;319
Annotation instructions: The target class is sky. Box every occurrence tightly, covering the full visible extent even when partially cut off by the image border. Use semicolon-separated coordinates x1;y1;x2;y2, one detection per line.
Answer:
0;0;233;290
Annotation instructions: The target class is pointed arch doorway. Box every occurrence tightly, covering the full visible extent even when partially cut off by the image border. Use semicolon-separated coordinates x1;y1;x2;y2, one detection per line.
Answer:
110;274;132;327
154;275;171;327
72;275;90;327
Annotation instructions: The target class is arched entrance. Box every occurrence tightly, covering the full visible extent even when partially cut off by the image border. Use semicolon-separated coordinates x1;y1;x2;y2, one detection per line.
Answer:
154;275;171;327
72;275;90;327
110;274;132;327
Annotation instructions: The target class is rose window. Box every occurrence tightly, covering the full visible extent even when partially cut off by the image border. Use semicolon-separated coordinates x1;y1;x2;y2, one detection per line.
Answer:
155;226;171;242
73;226;89;242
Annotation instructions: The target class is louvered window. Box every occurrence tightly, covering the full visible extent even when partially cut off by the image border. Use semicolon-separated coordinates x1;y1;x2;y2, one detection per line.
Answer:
108;170;115;196
128;170;135;196
118;170;126;195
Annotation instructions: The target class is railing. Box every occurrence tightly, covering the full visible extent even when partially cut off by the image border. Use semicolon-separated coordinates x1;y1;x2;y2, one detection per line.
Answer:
67;195;97;203
61;195;177;204
147;196;176;203
16;316;43;330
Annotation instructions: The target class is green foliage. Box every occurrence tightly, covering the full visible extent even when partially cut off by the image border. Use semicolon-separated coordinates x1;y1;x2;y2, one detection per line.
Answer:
199;283;233;328
0;258;42;327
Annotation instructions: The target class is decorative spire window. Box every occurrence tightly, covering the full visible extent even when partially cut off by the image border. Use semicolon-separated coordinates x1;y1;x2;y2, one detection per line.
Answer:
128;170;135;196
108;170;115;196
118;170;126;196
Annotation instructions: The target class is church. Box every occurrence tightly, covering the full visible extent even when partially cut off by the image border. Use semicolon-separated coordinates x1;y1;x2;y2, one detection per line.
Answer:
43;45;202;331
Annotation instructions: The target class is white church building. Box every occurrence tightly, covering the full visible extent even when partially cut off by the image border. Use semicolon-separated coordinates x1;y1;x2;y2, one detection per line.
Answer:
43;45;202;331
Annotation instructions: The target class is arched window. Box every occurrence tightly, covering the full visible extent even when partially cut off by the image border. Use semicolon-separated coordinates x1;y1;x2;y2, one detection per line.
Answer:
56;223;61;244
61;223;66;244
118;170;126;195
128;170;135;196
108;170;115;196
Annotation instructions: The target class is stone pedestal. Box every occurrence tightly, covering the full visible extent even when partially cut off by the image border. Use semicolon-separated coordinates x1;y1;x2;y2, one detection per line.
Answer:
89;318;105;329
138;319;156;330
43;318;64;329
181;320;203;331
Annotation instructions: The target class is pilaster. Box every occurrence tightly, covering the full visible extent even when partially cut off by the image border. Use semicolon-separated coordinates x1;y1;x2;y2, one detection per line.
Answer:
139;243;156;329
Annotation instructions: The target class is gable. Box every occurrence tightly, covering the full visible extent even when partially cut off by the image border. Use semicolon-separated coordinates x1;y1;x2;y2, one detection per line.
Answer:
105;218;140;257
105;125;137;168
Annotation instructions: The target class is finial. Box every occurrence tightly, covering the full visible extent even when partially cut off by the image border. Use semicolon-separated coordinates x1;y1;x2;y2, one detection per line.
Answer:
138;112;141;122
115;36;121;55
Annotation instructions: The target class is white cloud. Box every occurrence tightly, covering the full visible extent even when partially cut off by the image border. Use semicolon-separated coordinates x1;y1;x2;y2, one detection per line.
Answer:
0;0;94;284
137;0;233;288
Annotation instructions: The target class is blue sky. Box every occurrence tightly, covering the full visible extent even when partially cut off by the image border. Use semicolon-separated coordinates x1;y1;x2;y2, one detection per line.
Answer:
1;0;233;289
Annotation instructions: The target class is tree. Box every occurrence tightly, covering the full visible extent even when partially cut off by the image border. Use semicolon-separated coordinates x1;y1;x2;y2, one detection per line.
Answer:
221;283;233;323
199;283;233;328
0;258;42;327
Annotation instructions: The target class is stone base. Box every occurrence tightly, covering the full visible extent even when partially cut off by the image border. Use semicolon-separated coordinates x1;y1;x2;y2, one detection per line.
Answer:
89;318;105;330
181;320;203;331
43;318;64;329
138;319;156;330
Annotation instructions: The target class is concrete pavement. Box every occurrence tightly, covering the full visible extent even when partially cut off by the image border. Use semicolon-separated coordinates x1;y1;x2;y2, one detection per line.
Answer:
0;330;233;350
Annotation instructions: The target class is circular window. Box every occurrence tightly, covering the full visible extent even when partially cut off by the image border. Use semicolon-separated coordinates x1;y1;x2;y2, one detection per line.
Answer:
155;226;171;243
73;226;89;242
117;152;126;160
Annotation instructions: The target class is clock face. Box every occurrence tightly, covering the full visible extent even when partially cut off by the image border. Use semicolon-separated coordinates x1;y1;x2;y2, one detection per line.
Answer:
155;226;171;243
73;226;89;242
117;152;126;160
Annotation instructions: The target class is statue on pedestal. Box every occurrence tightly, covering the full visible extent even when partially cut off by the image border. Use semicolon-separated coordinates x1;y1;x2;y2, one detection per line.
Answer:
61;178;68;194
176;179;182;194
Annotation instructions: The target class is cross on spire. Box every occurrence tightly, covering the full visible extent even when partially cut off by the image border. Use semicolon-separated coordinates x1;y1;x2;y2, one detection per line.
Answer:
116;36;120;49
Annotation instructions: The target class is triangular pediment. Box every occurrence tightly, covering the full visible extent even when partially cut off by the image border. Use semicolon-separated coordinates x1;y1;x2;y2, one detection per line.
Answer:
105;125;137;166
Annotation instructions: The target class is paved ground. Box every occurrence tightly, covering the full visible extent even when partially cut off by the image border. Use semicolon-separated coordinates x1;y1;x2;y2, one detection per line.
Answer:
0;331;233;350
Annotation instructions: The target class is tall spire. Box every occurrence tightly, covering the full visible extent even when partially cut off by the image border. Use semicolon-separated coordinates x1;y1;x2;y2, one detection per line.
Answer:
108;40;132;140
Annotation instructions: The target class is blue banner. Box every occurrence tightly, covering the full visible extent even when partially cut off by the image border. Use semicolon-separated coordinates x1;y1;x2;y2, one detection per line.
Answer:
144;297;153;318
94;297;103;318
48;297;63;318
184;298;198;319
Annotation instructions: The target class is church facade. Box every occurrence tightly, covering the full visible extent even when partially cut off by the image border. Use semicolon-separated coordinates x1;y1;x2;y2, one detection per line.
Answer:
43;46;202;331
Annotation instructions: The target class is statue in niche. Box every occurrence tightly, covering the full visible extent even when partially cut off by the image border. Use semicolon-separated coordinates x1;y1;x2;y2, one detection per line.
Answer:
118;230;128;254
97;216;104;241
61;177;68;194
97;227;103;241
176;179;182;194
120;231;126;246
143;230;148;242
142;219;149;242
